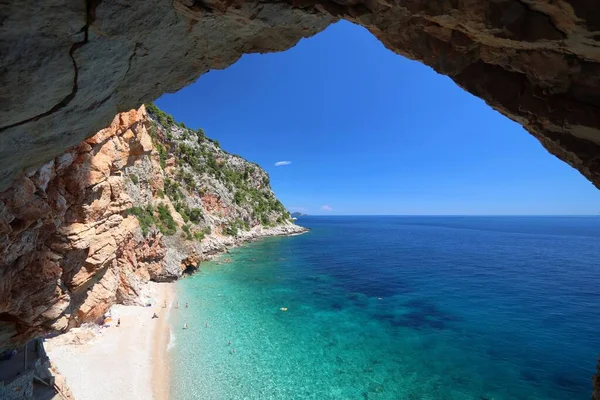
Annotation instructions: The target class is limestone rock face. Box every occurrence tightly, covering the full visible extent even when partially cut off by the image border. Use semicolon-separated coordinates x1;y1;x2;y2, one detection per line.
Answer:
0;108;166;349
0;105;306;351
1;1;600;193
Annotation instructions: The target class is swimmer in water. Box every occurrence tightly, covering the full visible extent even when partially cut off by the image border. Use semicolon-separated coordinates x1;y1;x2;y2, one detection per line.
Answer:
183;323;188;330
185;302;188;308
175;302;179;309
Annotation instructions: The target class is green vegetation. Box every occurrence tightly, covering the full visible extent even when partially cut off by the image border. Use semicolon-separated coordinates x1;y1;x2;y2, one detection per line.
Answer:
173;201;204;224
156;204;177;235
147;121;169;170
148;123;158;141
174;202;189;223
181;224;192;240
164;178;183;202
224;218;250;236
146;102;175;128
129;174;139;185
127;204;176;237
176;168;197;192
182;224;211;241
145;103;292;230
156;143;167;169
207;137;220;148
188;208;203;223
234;191;245;205
224;224;238;237
127;205;155;236
194;227;211;241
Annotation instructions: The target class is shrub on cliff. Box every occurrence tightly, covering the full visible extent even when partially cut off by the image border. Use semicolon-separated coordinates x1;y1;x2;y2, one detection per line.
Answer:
188;208;203;223
145;102;175;128
129;174;139;185
175;202;190;223
234;191;245;205
224;219;249;236
156;204;177;235
156;144;167;169
127;205;156;236
182;224;192;240
165;178;182;202
224;224;238;237
127;204;176;236
207;137;220;148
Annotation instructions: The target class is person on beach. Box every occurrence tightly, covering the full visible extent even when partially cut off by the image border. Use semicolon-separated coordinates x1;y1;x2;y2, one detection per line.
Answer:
163;300;166;308
152;313;158;319
117;318;121;327
175;302;179;309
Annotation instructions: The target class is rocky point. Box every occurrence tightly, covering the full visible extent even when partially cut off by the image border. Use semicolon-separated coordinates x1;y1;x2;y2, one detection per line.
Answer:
0;105;306;351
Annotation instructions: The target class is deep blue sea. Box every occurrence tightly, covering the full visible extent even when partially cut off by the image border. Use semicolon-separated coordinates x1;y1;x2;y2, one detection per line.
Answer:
169;216;600;399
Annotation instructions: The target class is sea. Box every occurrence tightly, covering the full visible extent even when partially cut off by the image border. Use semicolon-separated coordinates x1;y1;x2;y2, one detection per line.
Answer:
168;216;600;399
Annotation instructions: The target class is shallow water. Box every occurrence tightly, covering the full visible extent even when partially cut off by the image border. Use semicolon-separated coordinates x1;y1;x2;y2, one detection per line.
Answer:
169;216;600;399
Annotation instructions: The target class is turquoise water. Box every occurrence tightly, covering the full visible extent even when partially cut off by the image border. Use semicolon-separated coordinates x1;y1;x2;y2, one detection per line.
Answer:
169;216;600;399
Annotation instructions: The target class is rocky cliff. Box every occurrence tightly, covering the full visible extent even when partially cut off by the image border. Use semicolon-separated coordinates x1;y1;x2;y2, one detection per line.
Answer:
2;1;600;194
0;105;305;351
2;1;600;395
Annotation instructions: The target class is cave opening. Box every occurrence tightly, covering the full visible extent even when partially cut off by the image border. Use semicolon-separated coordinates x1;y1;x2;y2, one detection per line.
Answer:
155;21;600;215
2;2;600;399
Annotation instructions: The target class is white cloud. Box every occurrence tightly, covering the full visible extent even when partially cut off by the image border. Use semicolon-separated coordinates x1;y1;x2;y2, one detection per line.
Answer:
321;205;333;211
274;161;292;167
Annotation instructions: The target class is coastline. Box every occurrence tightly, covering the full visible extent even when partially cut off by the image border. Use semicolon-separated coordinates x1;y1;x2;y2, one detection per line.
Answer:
45;282;174;400
44;224;305;400
201;223;309;261
153;282;175;400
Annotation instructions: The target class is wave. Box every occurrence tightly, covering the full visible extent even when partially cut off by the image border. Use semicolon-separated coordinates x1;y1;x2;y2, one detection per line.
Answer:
167;325;176;351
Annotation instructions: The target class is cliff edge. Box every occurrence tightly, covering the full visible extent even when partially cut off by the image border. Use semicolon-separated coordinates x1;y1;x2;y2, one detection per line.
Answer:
0;105;306;351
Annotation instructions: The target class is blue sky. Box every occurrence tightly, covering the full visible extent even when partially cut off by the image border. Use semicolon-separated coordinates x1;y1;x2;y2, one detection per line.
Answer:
156;21;600;215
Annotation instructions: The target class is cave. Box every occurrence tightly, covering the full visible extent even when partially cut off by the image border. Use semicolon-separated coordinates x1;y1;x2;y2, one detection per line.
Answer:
2;0;600;193
1;0;600;397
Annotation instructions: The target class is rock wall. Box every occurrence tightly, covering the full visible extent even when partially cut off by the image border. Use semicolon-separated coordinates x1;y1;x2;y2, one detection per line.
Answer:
1;1;600;193
0;106;306;351
2;0;600;395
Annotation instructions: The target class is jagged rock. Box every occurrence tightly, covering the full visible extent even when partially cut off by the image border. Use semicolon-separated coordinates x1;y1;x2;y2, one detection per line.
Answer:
4;1;599;389
0;105;306;351
1;0;600;194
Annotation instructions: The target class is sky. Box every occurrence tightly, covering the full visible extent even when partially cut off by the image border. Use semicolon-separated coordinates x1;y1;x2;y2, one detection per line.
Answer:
155;21;600;215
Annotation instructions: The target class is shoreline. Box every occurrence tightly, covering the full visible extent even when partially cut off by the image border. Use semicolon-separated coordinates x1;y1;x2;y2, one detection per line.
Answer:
201;223;309;261
45;282;175;400
151;227;305;396
152;283;175;400
44;225;305;399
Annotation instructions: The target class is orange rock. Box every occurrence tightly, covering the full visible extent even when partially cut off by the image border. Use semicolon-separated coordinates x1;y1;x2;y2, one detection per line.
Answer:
0;106;171;350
